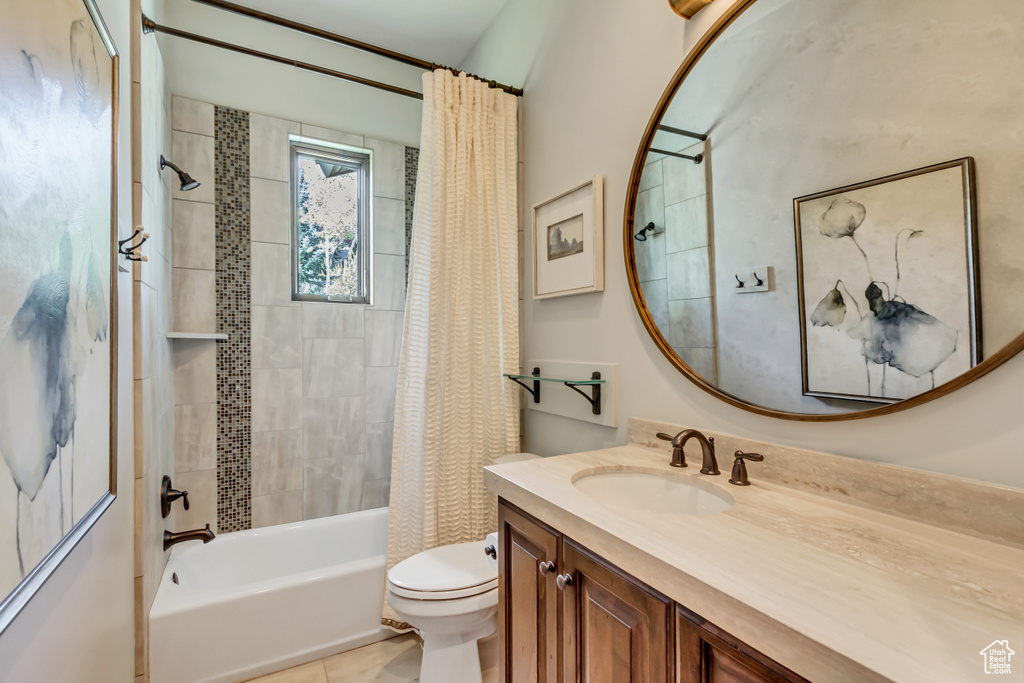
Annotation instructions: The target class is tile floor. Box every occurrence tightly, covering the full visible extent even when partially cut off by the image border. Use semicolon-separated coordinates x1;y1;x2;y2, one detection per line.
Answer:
245;634;499;683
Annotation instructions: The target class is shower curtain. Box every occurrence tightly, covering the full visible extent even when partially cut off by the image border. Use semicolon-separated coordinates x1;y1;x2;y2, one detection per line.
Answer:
383;70;520;628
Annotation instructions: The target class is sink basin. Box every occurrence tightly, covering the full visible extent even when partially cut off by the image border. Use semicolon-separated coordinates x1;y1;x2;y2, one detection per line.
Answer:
573;469;734;515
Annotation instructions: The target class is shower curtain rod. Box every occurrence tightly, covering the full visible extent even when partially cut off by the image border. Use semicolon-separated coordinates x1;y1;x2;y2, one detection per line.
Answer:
186;0;523;97
142;15;426;100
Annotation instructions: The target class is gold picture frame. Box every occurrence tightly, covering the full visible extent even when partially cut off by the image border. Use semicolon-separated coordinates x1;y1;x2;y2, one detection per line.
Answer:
0;0;119;634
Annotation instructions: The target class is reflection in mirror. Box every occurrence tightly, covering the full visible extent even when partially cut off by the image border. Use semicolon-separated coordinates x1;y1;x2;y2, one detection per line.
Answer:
630;0;1024;415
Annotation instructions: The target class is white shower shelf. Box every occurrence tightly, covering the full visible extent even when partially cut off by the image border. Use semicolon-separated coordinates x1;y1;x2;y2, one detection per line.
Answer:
166;331;228;340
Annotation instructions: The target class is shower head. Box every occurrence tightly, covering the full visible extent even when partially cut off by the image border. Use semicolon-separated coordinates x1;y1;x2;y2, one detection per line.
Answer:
160;154;201;192
635;222;657;242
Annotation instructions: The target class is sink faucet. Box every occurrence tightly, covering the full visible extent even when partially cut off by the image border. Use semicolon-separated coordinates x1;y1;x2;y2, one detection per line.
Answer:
656;429;719;475
164;523;215;551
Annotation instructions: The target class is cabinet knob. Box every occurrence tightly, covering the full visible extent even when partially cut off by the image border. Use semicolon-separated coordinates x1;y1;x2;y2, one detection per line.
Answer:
539;560;555;576
484;544;497;559
556;573;574;590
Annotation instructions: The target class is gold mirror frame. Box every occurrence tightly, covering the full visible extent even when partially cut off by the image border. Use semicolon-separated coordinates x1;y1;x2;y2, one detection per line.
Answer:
624;0;1024;422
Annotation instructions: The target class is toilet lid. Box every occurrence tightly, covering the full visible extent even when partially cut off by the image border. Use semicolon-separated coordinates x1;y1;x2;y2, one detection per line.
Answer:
388;540;497;598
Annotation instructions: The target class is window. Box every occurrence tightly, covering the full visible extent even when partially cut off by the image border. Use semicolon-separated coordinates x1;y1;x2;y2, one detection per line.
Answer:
290;138;371;303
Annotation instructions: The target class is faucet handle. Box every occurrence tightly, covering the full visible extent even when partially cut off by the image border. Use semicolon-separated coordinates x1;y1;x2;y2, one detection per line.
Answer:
161;475;190;518
656;432;674;442
729;451;764;486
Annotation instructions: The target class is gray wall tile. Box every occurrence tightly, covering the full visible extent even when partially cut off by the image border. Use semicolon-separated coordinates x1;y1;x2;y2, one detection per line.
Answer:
302;338;364;398
639;159;664;192
251;242;295;306
365;310;404;366
250;113;300;181
372;254;407;311
172;96;214;136
250;177;291;245
300;124;363;148
361;478;390;510
171;130;215;204
301;302;364;338
252;429;302;496
365;366;399;423
669;298;715;349
172;199;215;270
665;194;708;254
173;339;217;405
667;247;712;300
303;397;365;459
252;368;302;432
365;421;393;480
252;491;302;528
172;268;217;333
373;197;406;256
252;305;302;369
303;456;366;519
663;141;709;205
174;403;217;473
365;137;405;200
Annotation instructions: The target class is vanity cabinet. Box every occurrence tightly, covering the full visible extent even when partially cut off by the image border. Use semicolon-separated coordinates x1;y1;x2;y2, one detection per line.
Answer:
498;500;805;683
499;502;560;683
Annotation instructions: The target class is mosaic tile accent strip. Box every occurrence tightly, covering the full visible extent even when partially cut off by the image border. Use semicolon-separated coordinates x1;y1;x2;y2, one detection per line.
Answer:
404;146;419;282
214;106;252;532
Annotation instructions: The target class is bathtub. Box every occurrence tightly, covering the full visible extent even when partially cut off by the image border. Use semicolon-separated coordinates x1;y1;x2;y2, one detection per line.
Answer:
150;507;391;683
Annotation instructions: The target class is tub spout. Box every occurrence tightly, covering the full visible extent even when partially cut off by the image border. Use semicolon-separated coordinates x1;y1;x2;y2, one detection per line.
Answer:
164;523;215;551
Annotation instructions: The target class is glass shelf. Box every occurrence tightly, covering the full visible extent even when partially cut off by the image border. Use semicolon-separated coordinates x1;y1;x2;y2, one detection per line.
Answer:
503;373;605;385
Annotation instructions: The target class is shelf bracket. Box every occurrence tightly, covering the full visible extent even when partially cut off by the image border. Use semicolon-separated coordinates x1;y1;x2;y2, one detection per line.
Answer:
508;367;541;403
564;372;602;415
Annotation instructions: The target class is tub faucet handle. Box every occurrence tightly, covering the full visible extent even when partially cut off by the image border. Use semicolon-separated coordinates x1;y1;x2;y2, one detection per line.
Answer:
161;475;190;518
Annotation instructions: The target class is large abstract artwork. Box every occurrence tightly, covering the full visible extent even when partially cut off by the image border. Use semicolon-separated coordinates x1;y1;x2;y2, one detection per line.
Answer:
0;0;118;632
794;159;980;403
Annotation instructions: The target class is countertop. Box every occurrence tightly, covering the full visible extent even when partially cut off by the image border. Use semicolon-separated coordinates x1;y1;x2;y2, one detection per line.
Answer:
484;440;1024;682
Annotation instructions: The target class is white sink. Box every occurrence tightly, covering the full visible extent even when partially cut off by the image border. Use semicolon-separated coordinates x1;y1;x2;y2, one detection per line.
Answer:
573;469;735;515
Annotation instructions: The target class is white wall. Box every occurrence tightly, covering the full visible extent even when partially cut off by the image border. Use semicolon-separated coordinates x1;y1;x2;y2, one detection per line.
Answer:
158;0;423;147
460;0;1024;489
0;0;136;679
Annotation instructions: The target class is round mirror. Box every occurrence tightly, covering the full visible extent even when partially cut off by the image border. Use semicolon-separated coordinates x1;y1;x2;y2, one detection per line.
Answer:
626;0;1024;420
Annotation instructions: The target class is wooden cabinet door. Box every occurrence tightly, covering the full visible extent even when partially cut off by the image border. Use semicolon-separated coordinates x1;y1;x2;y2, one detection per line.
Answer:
676;606;809;683
499;500;561;683
561;539;673;683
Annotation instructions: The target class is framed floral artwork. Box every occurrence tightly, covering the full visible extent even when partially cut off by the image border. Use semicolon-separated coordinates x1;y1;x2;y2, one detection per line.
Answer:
0;0;119;633
793;158;980;403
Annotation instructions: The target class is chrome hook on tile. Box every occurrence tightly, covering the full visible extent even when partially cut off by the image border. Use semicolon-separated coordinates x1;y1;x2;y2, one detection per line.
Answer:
118;226;149;263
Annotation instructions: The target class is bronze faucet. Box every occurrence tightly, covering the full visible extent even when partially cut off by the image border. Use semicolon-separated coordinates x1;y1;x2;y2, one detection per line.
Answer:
164;523;215;551
656;429;719;474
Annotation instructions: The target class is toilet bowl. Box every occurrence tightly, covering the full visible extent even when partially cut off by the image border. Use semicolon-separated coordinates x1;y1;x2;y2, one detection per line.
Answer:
387;540;498;683
387;454;538;683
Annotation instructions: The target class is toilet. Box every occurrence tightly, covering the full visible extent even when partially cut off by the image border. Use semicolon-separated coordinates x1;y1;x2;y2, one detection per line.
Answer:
388;539;498;683
387;453;538;683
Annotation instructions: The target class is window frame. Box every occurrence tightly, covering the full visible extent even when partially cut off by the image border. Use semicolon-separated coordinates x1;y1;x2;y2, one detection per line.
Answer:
289;136;373;304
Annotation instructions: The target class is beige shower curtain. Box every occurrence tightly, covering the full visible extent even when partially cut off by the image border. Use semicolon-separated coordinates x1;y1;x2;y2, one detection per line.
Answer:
383;70;520;628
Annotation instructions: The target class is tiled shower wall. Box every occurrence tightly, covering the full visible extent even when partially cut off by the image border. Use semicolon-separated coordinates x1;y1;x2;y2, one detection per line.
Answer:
635;140;718;382
134;26;175;680
170;96;411;531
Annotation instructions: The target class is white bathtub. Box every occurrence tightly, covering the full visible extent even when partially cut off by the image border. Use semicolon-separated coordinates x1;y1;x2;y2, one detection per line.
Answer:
150;508;391;683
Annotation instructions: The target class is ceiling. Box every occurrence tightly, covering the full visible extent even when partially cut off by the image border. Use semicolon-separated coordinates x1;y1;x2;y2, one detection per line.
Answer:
224;0;510;67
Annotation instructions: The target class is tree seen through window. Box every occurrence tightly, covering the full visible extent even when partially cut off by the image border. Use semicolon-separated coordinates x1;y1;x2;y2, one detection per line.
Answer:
296;153;361;298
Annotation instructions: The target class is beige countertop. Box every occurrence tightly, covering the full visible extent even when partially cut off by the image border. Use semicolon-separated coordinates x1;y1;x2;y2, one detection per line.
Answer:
484;433;1024;682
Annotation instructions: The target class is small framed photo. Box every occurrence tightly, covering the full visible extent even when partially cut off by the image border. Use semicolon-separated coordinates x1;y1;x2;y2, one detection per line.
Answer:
533;176;604;299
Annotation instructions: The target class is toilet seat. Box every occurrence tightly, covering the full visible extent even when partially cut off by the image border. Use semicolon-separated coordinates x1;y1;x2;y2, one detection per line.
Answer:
388;540;498;601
